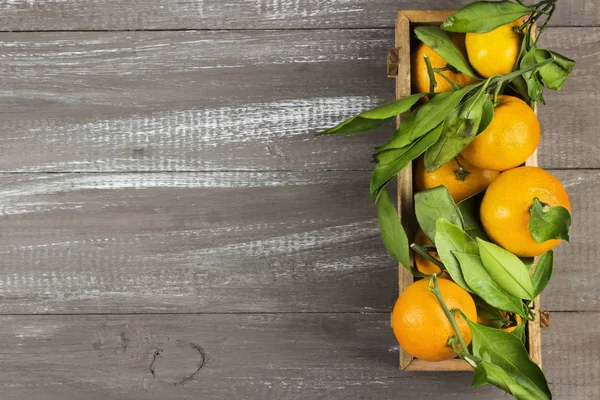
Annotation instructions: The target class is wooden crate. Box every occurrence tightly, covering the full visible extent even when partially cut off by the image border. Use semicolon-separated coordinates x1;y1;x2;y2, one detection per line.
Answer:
388;10;543;372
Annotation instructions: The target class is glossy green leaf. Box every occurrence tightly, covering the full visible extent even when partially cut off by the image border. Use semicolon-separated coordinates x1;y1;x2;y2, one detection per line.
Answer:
471;364;489;388
521;47;546;104
466;320;552;399
434;219;477;292
414;186;464;243
457;192;489;240
477;238;535;300
478;95;495;134
424;87;488;171
473;295;507;329
378;85;476;151
529;198;572;243
532;250;554;297
317;92;427;136
414;26;479;78
511;319;527;345
511;75;535;106
441;1;531;33
452;251;528;318
474;361;545;399
377;189;411;269
370;123;443;198
536;49;575;91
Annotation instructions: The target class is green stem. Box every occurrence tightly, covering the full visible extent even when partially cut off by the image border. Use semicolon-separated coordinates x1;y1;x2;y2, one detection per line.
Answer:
435;71;461;91
424;54;437;94
492;83;503;106
448;337;479;368
489;58;553;86
535;3;555;45
428;275;470;356
411;244;446;271
453;157;470;181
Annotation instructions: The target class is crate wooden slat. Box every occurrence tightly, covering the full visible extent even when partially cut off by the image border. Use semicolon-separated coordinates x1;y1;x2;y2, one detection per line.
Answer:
391;10;542;372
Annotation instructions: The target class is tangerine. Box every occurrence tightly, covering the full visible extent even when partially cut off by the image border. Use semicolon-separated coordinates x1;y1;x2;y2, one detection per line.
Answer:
415;156;500;203
466;19;523;78
460;95;540;171
412;36;478;94
391;278;477;361
480;166;571;257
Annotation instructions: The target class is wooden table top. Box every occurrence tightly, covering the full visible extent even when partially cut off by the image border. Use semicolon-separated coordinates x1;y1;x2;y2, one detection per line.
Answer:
0;1;597;399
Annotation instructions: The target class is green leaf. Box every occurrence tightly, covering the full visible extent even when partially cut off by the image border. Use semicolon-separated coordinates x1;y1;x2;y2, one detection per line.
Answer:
474;361;546;399
434;219;477;292
535;49;575;91
377;189;411;269
457;192;489;241
441;1;532;34
414;26;479;78
478;95;494;134
511;75;534;106
529;198;572;243
532;250;554;297
424;86;488;171
317;93;427;135
473;295;510;329
378;84;477;151
520;47;546;104
414;186;464;243
511;319;527;345
466;320;552;400
452;251;528;318
472;364;489;387
370;123;443;198
477;238;535;300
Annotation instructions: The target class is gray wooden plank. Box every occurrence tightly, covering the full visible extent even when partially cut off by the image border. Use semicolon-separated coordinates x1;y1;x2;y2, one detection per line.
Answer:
0;170;595;314
0;29;394;172
0;28;594;172
0;312;596;399
0;0;595;30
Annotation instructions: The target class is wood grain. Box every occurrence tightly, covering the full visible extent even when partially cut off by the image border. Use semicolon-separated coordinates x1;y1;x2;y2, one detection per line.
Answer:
0;170;595;314
0;28;595;172
0;0;595;30
0;312;596;400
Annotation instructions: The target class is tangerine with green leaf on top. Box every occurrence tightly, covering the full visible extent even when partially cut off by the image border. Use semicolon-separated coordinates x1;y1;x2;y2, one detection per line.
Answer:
465;18;523;78
391;278;477;361
480;166;571;257
460;95;540;171
412;34;478;94
415;155;500;203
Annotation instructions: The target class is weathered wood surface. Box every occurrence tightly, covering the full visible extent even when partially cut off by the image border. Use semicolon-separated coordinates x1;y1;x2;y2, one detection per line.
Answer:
0;28;595;172
0;312;596;400
0;170;595;314
0;0;596;30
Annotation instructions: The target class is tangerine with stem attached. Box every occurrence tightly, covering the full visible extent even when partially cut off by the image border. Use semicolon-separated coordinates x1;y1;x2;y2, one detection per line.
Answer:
460;95;540;171
412;35;478;94
391;278;477;361
415;156;500;203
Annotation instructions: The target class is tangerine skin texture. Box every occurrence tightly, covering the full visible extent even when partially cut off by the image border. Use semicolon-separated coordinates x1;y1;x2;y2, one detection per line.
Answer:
460;95;540;171
415;156;500;203
391;279;477;361
481;166;571;257
411;41;477;94
413;229;443;276
466;19;522;78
